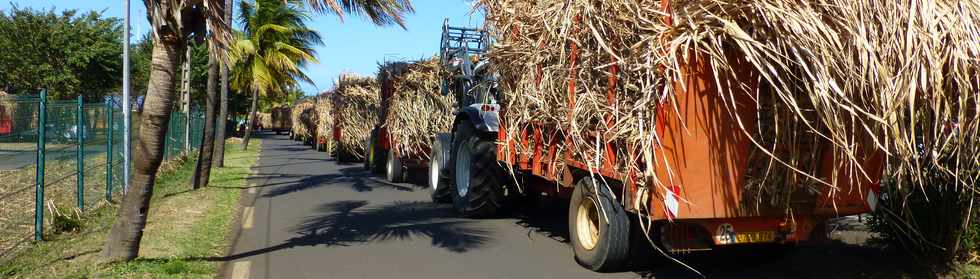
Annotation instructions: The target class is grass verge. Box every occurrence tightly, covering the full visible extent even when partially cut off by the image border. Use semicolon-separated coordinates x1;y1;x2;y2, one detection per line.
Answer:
0;140;260;278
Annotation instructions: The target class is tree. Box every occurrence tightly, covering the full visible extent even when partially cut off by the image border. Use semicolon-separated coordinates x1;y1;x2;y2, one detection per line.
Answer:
214;0;233;168
231;0;323;151
191;46;221;189
102;0;224;262
103;0;414;263
0;7;122;100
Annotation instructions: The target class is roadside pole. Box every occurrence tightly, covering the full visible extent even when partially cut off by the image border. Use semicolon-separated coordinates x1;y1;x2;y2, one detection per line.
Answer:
34;89;47;241
122;0;131;193
76;95;84;210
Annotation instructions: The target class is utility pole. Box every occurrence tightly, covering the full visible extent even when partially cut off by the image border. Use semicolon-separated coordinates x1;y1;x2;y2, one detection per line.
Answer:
122;0;131;193
183;47;191;151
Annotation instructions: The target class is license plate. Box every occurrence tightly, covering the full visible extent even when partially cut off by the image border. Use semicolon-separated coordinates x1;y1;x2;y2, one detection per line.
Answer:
735;231;775;244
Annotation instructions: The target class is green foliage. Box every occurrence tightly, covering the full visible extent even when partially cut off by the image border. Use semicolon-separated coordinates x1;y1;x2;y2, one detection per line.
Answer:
259;88;304;112
131;34;253;118
231;0;322;104
130;34;153;98
50;207;84;234
869;164;980;267
0;7;122;100
131;35;208;104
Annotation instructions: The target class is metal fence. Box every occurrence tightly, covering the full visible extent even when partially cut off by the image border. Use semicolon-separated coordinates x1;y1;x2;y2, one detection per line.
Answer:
0;91;204;259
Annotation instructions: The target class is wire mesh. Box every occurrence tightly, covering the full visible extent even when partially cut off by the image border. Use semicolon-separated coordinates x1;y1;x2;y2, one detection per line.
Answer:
0;94;204;261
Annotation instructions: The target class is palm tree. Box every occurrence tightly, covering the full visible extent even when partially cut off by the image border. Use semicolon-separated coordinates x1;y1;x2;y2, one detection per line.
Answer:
214;0;233;168
232;0;323;151
103;0;413;263
102;0;229;262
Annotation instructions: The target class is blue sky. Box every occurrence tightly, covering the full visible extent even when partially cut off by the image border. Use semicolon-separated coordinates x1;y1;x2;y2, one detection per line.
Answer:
0;0;483;95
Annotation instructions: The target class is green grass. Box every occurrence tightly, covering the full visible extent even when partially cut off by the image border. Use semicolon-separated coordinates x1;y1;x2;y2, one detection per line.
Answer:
0;140;261;278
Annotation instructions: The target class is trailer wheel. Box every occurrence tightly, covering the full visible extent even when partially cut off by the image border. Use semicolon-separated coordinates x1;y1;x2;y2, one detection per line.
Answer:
385;150;405;183
336;142;349;163
429;138;452;203
569;177;631;272
365;133;376;171
451;123;506;218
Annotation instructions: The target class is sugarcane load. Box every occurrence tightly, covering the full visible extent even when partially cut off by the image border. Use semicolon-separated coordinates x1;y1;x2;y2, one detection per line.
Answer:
417;0;980;271
364;58;456;184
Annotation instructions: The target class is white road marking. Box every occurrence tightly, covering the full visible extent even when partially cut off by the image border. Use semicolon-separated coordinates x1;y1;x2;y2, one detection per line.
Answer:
241;207;254;229
230;261;251;279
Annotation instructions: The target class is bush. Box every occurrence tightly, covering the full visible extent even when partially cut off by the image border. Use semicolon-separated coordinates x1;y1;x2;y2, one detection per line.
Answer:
869;165;979;267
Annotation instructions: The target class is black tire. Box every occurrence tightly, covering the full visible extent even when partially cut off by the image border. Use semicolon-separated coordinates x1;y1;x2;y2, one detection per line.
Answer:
364;133;375;171
336;142;349;163
569;177;631;272
385;150;405;183
450;123;507;218
430;138;452;203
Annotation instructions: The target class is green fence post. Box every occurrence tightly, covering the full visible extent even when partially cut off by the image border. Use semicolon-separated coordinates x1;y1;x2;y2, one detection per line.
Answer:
76;95;85;210
34;89;47;241
106;101;113;202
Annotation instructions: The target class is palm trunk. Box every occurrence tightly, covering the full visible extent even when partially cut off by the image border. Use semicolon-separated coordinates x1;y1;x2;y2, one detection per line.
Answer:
242;89;259;151
191;54;219;189
213;0;231;167
214;61;228;167
103;36;181;262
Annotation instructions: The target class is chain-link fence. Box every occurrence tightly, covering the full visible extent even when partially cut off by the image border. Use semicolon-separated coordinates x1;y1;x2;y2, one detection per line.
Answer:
0;91;204;259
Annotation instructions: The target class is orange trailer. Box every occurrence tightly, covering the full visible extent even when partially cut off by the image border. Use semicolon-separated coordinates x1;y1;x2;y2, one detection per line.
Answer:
433;10;885;271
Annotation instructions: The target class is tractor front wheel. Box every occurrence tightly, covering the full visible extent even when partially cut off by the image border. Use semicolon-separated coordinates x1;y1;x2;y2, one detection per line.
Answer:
451;123;507;218
429;138;452;203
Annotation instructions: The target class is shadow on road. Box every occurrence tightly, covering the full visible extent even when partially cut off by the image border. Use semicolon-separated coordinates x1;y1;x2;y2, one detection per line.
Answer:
215;201;494;262
510;198;929;279
259;167;416;196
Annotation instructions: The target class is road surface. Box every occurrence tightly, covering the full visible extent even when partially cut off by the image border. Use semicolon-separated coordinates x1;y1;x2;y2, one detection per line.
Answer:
221;133;918;279
0;145;108;171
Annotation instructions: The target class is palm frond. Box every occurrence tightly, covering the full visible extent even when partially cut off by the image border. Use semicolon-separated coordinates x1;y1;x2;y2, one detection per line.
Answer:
302;0;414;28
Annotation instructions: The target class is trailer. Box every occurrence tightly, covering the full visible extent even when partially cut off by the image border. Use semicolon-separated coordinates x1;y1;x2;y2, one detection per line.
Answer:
270;106;291;135
364;62;412;181
329;75;380;163
430;19;885;271
364;61;447;185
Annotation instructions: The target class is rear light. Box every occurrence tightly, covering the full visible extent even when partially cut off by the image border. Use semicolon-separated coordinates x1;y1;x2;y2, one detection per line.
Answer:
481;104;496;112
778;216;797;234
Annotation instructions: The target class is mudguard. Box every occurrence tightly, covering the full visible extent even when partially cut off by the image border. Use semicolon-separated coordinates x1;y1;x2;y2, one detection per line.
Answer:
460;104;500;133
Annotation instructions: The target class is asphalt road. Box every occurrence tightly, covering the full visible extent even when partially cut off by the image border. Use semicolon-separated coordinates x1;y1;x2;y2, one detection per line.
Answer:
221;133;920;279
0;145;108;171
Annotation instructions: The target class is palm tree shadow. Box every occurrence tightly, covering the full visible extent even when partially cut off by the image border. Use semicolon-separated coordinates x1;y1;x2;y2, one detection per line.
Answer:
296;201;492;252
259;167;414;197
210;200;493;262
